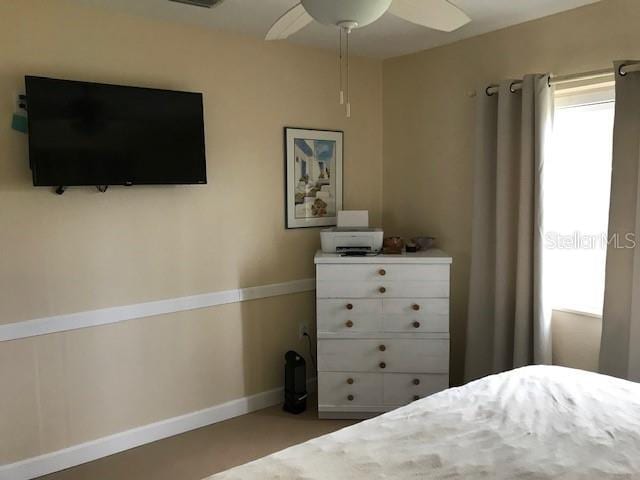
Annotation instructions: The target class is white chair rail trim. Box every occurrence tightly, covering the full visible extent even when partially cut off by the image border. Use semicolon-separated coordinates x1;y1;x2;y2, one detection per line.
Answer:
0;278;316;342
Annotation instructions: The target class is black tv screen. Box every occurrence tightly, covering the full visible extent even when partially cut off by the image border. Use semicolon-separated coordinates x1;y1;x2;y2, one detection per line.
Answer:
25;76;207;187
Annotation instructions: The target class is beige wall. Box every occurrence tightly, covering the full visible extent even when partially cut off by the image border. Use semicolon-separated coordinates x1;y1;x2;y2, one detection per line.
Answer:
382;0;639;385
552;310;602;373
0;0;382;464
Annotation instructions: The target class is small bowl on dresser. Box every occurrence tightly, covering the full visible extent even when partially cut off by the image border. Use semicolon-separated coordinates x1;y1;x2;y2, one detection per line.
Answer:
412;236;435;251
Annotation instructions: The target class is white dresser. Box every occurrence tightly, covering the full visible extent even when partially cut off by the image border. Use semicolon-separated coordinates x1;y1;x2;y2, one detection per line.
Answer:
314;250;452;419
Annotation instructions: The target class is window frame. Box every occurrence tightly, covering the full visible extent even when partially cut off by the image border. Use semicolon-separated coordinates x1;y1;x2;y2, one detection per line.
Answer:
555;81;615;109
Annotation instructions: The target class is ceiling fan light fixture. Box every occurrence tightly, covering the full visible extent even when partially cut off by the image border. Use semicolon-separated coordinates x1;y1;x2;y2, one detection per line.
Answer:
300;0;393;28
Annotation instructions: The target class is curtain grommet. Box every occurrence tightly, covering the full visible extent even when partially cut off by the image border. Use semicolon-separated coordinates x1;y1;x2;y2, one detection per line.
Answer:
618;64;628;76
509;81;518;93
485;86;495;97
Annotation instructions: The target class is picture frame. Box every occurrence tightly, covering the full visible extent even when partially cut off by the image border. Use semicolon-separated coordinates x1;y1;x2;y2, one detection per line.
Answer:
284;127;343;229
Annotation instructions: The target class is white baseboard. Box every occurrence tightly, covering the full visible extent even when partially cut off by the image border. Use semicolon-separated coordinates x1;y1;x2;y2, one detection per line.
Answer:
0;278;315;342
0;378;317;480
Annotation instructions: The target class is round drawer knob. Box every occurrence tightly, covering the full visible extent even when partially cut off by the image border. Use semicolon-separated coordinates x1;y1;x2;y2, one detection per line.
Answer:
347;378;354;385
346;303;354;310
379;286;386;294
413;378;420;385
378;344;386;352
413;395;420;401
378;269;386;276
412;304;420;311
347;394;354;401
412;321;421;329
379;362;386;369
345;320;354;328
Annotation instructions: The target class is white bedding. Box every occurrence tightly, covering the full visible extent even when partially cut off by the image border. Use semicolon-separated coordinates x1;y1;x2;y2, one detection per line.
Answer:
208;366;640;479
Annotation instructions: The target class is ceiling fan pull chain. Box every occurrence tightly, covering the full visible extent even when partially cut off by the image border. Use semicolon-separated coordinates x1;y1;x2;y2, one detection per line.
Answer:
338;28;344;105
346;27;351;118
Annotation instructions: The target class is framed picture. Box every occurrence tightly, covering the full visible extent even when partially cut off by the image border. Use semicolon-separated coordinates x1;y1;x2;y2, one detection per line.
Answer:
285;127;343;229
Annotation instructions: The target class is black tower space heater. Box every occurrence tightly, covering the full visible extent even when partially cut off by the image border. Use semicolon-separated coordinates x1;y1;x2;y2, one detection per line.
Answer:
284;350;307;414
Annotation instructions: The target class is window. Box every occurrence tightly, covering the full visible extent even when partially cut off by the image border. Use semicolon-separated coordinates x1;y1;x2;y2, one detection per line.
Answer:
544;85;615;316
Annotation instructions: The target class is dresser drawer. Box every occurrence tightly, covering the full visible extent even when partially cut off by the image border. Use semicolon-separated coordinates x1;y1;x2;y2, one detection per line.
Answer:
382;298;449;333
317;338;449;373
383;373;449;405
318;372;383;406
316;280;449;299
317;264;449;282
317;299;382;333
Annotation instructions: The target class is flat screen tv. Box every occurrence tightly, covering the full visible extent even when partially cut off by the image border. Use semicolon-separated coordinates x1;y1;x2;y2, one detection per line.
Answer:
25;76;207;187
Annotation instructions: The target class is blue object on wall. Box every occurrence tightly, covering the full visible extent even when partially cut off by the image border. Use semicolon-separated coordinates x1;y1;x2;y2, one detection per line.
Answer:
11;113;28;133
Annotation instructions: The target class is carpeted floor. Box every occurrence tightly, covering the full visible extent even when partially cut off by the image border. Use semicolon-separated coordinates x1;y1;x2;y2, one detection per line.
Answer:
39;397;357;480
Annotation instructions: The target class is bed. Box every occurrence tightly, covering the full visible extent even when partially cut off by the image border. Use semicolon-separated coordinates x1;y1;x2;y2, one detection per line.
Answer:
208;365;640;479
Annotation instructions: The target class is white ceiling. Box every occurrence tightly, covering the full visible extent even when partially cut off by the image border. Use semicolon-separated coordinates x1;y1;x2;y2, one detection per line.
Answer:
73;0;601;58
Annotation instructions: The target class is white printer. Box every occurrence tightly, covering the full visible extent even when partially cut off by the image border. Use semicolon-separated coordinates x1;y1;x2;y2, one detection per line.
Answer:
320;211;383;255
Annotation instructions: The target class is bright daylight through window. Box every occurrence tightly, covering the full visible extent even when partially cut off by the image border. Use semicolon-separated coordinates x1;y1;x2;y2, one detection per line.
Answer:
545;86;615;316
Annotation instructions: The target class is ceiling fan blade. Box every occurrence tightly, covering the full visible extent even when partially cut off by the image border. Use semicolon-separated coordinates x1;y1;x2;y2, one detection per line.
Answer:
265;3;313;40
388;0;470;32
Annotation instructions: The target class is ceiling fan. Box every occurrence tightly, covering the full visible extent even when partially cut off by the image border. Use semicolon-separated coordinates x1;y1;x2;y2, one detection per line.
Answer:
266;0;471;40
265;0;471;117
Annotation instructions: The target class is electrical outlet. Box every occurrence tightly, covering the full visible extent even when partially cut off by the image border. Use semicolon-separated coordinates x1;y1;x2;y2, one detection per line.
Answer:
298;322;309;340
15;93;27;113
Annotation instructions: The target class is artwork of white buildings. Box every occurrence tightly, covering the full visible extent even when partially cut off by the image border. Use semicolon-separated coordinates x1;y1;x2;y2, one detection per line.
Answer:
294;138;336;219
285;128;342;229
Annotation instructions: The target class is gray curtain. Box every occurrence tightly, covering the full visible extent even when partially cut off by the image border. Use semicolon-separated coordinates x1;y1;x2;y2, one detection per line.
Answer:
465;74;554;383
600;61;640;381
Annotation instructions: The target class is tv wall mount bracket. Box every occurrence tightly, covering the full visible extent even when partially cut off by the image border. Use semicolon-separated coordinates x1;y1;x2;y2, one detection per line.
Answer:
54;185;109;195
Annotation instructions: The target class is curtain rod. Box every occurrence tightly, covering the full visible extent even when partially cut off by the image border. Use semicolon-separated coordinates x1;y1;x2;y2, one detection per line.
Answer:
479;62;640;97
